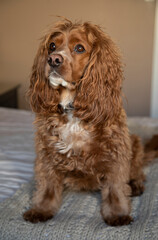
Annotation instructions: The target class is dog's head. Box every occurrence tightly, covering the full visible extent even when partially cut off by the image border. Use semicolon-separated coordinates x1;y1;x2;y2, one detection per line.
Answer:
45;22;92;90
28;20;123;124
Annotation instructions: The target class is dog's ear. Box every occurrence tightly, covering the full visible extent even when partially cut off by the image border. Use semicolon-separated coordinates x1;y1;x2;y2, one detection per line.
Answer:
74;24;123;125
27;37;59;114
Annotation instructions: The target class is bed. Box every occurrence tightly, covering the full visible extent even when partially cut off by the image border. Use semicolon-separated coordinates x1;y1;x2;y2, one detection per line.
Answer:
0;107;158;240
0;107;35;202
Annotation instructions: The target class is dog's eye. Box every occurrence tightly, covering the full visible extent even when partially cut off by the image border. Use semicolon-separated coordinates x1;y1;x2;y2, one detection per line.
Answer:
74;44;85;54
49;42;56;52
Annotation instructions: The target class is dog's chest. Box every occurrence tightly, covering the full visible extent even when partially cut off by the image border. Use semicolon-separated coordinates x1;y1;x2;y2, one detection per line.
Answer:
54;89;91;156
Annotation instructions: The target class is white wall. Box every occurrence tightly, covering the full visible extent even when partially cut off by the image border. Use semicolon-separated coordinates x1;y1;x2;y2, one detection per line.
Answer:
151;0;158;118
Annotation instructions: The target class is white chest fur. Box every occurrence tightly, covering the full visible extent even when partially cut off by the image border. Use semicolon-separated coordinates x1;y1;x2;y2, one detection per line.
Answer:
55;113;90;157
52;88;91;156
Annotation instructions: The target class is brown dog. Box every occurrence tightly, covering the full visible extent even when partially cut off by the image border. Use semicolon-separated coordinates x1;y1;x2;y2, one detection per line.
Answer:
23;20;146;226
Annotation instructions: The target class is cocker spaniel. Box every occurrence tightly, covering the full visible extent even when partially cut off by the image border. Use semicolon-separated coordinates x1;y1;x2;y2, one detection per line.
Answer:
23;20;146;226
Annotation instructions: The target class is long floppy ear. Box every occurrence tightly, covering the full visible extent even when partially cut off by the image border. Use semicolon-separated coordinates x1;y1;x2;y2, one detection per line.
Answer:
27;37;60;114
74;24;123;125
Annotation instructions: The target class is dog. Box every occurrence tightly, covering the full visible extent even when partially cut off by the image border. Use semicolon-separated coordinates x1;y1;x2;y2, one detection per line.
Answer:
23;20;146;226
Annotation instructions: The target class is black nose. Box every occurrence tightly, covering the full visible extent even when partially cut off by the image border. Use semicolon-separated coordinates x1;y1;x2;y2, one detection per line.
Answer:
47;54;63;67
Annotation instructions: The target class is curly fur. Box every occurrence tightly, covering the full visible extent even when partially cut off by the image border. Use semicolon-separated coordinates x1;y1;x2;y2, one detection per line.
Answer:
23;20;146;226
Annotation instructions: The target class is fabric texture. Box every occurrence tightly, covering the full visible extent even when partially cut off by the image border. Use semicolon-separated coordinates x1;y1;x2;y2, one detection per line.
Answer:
0;161;158;240
0;107;158;202
0;108;158;240
0;107;34;201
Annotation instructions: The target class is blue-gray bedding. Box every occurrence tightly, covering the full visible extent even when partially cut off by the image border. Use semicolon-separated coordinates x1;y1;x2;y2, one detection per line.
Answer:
0;108;158;240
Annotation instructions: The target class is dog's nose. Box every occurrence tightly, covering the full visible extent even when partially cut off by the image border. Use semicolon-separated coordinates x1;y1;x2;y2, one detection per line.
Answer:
47;54;63;67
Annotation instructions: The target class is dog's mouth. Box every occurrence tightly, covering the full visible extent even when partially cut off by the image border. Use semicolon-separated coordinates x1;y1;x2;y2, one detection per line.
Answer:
48;71;76;90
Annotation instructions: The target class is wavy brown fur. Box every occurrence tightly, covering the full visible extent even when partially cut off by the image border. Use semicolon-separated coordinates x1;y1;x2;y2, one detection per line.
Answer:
24;20;148;226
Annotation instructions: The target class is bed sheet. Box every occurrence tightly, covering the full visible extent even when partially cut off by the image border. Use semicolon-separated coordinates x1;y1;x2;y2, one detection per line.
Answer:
0;107;158;202
0;107;35;202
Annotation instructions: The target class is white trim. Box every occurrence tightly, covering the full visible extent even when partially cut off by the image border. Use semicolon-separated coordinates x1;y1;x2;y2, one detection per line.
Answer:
151;0;158;118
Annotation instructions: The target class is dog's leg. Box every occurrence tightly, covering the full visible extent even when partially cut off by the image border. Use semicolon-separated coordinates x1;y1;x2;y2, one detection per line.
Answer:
23;170;63;223
101;181;132;226
129;135;145;196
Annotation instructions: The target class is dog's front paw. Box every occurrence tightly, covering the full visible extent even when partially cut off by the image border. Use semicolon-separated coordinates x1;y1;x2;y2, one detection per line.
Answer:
23;208;53;223
103;215;133;226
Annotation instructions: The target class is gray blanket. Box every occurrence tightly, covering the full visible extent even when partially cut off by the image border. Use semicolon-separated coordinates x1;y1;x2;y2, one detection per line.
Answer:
0;108;158;240
0;160;158;240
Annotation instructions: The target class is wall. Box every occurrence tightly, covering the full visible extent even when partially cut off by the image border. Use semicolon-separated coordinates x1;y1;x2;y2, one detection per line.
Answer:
151;0;158;118
0;0;155;116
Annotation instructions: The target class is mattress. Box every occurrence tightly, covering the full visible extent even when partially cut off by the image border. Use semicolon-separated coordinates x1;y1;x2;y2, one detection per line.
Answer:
0;107;158;202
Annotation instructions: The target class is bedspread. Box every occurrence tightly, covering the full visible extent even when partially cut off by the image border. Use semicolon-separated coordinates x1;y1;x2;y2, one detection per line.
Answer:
0;107;158;240
0;107;158;201
0;107;35;201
